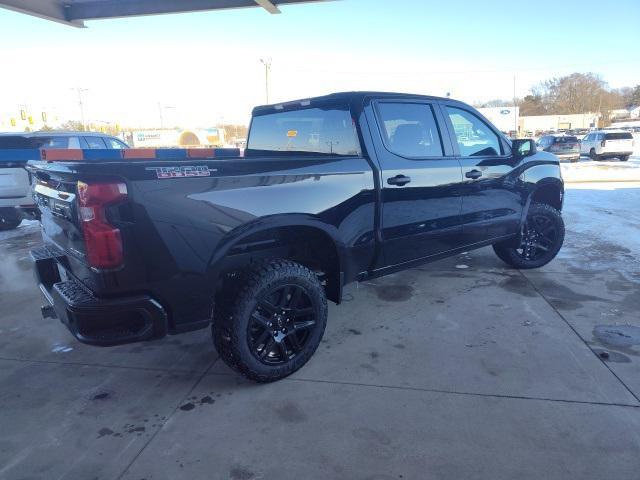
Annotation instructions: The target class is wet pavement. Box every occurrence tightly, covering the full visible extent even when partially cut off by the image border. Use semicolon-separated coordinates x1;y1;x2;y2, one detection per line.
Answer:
1;184;639;480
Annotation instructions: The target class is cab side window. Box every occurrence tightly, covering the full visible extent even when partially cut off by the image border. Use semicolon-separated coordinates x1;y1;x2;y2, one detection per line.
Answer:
104;137;128;149
376;102;444;158
83;136;107;149
446;106;502;157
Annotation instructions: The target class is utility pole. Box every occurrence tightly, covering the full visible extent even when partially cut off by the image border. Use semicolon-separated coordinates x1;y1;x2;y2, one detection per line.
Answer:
157;103;175;129
71;87;88;130
260;58;272;104
513;75;518;136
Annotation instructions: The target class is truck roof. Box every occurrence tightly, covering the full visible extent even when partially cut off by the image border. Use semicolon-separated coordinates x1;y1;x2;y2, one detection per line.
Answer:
252;91;456;115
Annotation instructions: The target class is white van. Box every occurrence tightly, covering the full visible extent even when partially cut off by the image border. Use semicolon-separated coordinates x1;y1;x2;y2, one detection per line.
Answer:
580;130;634;161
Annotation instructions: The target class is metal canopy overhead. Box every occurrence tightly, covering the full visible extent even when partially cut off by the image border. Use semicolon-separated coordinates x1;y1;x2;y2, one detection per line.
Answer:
0;0;333;27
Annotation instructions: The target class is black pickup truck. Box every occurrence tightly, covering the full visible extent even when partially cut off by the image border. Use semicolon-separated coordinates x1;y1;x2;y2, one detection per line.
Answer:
29;92;565;382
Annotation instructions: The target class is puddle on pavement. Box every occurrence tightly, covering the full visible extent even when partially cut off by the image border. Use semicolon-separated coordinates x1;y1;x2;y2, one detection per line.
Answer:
593;325;640;349
374;284;414;302
591;348;631;363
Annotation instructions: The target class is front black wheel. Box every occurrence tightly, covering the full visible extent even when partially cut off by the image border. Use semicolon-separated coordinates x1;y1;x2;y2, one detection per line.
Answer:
589;149;599;161
493;203;565;269
619;155;629;162
213;259;327;382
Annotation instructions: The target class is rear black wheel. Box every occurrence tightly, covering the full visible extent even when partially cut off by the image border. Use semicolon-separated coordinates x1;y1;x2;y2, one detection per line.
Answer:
0;208;21;231
493;203;565;269
619;155;629;162
589;148;599;161
213;259;327;382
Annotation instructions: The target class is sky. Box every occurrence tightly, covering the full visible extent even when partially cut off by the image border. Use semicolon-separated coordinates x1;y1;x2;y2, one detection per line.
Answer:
0;0;639;127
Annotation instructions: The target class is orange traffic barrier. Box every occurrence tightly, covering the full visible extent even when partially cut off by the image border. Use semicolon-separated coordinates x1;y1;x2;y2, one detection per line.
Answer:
121;148;157;159
186;148;217;158
41;149;84;161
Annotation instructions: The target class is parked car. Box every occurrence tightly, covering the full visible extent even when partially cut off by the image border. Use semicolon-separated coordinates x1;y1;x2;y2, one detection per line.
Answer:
27;92;565;382
535;135;580;162
0;131;129;150
580;130;634;161
0;132;129;230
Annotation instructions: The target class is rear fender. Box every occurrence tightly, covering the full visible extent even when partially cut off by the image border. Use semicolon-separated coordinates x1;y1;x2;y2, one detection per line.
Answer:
206;213;347;300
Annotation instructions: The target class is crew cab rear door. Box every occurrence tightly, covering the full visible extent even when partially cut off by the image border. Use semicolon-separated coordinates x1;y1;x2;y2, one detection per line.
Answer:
367;98;464;266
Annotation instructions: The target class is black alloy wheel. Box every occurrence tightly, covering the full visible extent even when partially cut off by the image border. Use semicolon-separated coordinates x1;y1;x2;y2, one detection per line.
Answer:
492;202;565;269
212;259;328;382
248;284;317;365
515;212;559;262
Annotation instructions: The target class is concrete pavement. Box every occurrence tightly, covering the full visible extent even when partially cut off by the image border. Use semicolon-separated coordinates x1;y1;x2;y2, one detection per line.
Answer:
1;183;639;479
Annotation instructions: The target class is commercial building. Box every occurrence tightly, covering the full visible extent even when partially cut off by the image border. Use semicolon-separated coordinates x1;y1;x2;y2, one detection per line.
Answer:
519;113;599;134
477;106;519;133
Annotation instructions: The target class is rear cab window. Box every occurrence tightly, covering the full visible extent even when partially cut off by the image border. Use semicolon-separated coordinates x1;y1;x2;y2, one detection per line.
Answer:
605;132;633;140
554;136;578;143
247;105;360;156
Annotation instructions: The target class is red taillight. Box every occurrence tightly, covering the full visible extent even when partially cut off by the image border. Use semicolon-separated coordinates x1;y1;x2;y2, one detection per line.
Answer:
77;181;127;269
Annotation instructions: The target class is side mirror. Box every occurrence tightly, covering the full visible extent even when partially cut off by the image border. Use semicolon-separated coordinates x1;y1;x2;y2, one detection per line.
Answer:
512;138;536;159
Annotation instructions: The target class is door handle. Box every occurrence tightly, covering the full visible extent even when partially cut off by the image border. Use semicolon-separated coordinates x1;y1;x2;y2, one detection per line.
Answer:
387;175;411;186
465;169;482;180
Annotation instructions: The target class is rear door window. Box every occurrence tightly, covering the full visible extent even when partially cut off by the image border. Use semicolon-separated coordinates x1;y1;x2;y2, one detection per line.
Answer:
83;136;108;149
248;106;360;156
37;136;69;149
605;132;633;140
375;102;444;158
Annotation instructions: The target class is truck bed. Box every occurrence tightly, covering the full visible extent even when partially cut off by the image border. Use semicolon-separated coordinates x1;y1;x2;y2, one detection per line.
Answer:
28;148;377;340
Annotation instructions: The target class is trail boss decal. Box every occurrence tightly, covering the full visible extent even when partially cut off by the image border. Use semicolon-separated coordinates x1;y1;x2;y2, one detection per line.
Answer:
146;166;216;179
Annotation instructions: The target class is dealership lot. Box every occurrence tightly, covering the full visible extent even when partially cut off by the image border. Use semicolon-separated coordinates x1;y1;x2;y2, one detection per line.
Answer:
1;167;640;479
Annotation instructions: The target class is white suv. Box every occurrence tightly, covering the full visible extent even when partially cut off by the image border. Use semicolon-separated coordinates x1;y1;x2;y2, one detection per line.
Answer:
580;130;634;161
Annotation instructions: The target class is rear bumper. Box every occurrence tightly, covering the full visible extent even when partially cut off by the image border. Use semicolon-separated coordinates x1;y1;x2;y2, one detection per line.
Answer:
599;151;633;158
32;246;168;346
555;152;580;160
0;195;33;208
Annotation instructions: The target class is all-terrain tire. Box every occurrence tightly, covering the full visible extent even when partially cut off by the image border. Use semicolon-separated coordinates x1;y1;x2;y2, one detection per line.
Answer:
0;208;21;231
212;259;328;383
493;203;565;269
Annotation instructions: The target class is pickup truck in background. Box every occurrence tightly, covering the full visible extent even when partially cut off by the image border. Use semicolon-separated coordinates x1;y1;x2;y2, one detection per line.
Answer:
0;132;129;229
27;92;565;382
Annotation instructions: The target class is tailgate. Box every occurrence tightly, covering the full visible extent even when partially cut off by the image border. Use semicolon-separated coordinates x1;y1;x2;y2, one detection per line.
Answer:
605;139;633;150
33;177;86;261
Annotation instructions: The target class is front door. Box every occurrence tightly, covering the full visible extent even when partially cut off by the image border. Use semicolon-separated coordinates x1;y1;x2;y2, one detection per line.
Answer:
441;103;524;245
367;100;465;266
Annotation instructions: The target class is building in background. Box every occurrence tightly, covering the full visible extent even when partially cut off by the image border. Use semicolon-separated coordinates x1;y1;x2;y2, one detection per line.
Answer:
477;106;519;134
127;128;226;147
519;113;599;134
